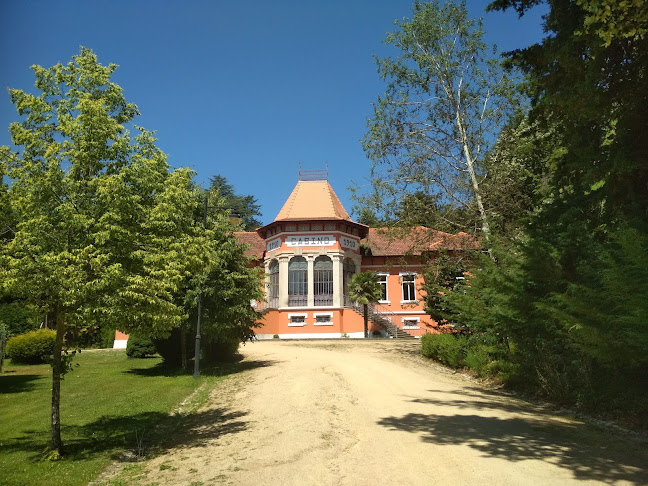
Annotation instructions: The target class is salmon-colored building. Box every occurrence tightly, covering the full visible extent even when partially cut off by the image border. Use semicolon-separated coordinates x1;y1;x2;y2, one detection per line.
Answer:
113;171;474;348
236;171;475;340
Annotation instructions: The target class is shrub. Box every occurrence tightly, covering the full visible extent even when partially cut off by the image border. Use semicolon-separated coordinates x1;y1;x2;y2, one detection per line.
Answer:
463;334;509;377
126;336;157;359
420;332;468;368
464;345;492;376
273;334;279;339
372;330;383;337
5;329;56;364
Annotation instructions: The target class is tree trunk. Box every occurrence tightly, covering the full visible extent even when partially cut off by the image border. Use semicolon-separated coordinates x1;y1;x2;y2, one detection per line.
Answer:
51;305;65;455
454;106;495;260
363;304;369;338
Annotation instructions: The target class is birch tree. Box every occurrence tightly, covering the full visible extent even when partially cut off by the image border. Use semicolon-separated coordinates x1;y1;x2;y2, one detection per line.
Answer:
361;0;518;247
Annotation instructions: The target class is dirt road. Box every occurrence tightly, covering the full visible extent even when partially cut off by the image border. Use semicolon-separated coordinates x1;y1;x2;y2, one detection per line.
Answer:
116;340;647;486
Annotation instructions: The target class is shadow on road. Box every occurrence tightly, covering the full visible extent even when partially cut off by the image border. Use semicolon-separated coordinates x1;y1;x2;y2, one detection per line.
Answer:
409;387;551;416
123;358;278;378
378;388;648;484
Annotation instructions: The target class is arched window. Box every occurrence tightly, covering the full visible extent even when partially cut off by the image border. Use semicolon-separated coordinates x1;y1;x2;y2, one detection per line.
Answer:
343;258;356;306
314;256;333;306
268;260;279;308
288;256;308;306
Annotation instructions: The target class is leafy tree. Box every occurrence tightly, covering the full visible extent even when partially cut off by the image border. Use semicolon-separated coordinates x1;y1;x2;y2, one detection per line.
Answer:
355;206;383;227
360;0;519;249
0;150;13;241
153;186;264;369
478;113;559;238
0;48;208;455
489;0;648;225
446;0;648;414
422;251;469;326
348;272;383;338
0;299;41;337
395;191;476;233
208;175;262;231
185;189;264;361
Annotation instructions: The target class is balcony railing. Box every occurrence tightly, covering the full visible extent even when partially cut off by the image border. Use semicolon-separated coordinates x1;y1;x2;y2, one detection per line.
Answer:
288;294;308;307
314;293;333;306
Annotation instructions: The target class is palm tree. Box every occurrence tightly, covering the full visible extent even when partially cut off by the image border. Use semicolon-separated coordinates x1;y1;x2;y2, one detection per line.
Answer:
348;272;383;338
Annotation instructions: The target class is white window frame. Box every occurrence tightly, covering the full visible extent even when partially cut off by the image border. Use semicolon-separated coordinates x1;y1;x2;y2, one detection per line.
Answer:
313;312;333;326
288;313;308;327
402;317;420;329
377;272;390;304
399;272;418;303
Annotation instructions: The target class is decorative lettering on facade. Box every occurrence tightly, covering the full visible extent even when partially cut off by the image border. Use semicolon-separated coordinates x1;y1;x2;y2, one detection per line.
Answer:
267;237;282;252
286;235;335;247
340;236;358;250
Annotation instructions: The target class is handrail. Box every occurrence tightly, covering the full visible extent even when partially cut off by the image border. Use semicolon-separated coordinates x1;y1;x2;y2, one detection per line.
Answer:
347;302;406;339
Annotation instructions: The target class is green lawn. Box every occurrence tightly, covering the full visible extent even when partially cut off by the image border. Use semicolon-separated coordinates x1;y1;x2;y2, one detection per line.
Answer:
0;350;225;486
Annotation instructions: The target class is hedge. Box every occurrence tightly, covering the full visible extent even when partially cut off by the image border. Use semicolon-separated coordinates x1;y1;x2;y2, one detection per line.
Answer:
421;332;468;368
5;328;56;364
126;336;157;359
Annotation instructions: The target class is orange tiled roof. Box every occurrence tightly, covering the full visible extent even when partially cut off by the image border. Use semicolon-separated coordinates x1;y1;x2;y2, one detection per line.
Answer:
361;227;478;257
274;180;351;222
235;226;478;260
234;231;265;260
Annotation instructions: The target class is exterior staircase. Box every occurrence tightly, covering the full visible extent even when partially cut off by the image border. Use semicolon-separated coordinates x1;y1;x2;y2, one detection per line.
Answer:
347;303;416;339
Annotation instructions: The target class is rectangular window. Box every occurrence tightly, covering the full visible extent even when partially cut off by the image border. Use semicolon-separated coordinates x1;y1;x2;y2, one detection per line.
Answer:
288;314;307;326
402;318;420;329
378;273;388;302
314;313;333;326
401;274;416;302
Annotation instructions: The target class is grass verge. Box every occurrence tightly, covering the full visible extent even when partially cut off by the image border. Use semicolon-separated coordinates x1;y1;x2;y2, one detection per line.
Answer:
0;349;235;486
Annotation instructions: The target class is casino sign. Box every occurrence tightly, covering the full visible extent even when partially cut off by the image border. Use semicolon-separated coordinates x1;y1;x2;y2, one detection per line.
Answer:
285;235;335;247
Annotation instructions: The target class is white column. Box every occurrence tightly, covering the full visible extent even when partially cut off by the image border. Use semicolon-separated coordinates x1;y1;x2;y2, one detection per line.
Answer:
307;254;315;307
264;259;271;307
278;256;289;308
332;253;343;308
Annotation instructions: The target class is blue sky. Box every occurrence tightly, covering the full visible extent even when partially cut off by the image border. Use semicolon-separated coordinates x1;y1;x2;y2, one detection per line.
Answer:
1;1;547;225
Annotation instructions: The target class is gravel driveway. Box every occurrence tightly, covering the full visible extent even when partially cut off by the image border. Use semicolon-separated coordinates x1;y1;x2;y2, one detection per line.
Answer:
110;340;648;486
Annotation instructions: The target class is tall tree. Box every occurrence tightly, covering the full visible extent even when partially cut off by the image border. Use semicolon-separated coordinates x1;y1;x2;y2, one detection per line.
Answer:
348;272;383;338
445;0;648;412
0;48;208;455
184;188;264;361
208;175;262;231
360;0;519;248
489;0;648;224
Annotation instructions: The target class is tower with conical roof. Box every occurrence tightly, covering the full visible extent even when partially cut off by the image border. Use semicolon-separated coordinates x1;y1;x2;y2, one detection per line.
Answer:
255;169;370;336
